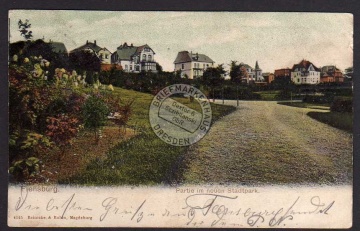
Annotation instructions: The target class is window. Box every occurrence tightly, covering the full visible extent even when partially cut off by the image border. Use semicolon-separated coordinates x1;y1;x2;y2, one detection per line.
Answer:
148;55;152;61
130;65;132;71
182;64;184;70
99;54;103;59
142;54;146;61
105;54;108;59
125;65;128;70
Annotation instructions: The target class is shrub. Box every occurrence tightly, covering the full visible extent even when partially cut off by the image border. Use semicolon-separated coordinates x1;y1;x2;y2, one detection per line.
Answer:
330;96;353;113
82;94;110;143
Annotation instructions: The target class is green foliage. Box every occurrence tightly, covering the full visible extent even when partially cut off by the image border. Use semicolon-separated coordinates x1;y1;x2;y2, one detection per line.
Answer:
18;19;33;40
307;111;352;133
330;96;353;113
9;157;41;180
82;94;110;142
69;50;101;73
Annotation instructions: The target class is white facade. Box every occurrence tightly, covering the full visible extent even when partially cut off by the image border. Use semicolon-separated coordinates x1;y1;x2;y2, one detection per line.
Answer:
98;48;111;64
291;63;320;85
174;61;214;79
174;51;215;79
112;43;157;73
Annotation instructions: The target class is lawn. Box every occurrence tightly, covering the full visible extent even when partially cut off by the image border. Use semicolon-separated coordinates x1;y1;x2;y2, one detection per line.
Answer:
278;102;352;133
277;101;331;110
254;90;280;101
61;87;236;185
307;111;353;133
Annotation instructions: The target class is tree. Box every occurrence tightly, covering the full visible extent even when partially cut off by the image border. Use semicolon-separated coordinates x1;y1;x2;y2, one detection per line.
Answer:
69;50;101;74
202;64;225;101
156;62;163;73
18;19;33;40
82;94;109;144
229;60;240;82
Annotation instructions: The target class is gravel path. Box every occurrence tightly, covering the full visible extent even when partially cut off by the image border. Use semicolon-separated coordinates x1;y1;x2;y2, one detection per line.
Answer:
183;100;353;185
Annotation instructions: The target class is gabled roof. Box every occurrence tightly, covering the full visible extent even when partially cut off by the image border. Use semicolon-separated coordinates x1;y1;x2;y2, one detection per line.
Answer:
113;43;154;60
239;62;253;69
49;41;67;53
70;41;104;54
321;65;341;73
292;59;320;72
174;51;214;64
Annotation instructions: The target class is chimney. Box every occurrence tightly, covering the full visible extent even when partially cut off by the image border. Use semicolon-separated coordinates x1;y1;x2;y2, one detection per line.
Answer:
86;40;88;44
94;40;96;45
131;43;133;47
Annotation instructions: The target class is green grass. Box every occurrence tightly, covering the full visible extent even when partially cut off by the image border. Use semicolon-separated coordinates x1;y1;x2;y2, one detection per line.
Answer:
62;87;236;185
278;101;331;110
254;90;280;101
307;111;353;133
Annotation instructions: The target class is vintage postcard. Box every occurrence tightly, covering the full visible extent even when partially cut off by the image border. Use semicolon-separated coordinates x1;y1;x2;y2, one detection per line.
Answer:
7;10;353;228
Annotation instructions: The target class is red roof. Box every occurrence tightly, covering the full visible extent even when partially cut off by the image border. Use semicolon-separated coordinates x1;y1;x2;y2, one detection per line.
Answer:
101;64;122;71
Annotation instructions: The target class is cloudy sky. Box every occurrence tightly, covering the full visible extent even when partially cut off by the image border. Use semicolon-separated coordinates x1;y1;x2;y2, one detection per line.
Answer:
9;10;353;72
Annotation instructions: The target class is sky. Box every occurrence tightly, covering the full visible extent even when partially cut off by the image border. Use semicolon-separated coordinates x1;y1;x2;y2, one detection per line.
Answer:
9;10;353;72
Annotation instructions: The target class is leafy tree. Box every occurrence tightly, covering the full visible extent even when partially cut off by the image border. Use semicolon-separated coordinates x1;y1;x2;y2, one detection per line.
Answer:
69;50;101;74
202;64;225;100
82;94;109;143
156;62;163;73
18;19;33;40
229;60;241;82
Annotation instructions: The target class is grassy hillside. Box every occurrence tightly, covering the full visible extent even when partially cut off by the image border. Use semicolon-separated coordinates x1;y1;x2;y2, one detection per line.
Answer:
62;87;236;185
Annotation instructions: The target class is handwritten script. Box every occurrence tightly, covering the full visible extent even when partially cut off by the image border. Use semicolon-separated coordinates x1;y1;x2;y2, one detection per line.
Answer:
11;186;337;227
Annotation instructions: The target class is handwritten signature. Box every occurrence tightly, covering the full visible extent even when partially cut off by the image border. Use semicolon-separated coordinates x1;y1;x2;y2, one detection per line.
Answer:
182;194;335;227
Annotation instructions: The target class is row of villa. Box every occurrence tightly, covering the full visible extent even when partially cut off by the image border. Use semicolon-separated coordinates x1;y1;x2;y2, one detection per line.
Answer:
48;39;349;85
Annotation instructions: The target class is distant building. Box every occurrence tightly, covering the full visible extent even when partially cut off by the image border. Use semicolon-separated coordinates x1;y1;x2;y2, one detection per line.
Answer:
48;40;68;54
238;61;264;83
70;40;112;64
262;72;275;84
320;65;344;83
274;68;291;79
291;59;320;85
345;67;353;79
254;61;263;82
174;51;214;79
111;42;157;73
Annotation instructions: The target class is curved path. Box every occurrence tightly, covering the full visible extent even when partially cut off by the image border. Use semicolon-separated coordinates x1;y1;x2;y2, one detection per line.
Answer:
183;101;353;185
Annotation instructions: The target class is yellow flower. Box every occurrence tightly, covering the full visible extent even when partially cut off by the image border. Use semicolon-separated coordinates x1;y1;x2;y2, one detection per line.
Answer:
108;84;114;91
24;57;29;63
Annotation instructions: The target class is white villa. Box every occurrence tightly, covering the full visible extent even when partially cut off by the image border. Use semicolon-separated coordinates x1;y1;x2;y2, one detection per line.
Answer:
173;51;215;79
291;59;321;85
111;42;157;73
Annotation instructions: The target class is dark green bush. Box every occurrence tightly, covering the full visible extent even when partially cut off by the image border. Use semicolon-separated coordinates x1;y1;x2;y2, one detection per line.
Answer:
330;96;353;113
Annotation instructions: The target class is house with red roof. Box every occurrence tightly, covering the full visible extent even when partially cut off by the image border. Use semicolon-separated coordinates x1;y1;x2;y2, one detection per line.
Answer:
290;59;321;85
111;42;157;73
320;65;344;83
